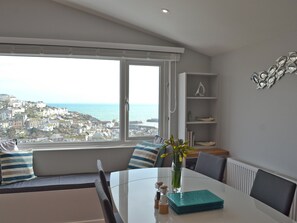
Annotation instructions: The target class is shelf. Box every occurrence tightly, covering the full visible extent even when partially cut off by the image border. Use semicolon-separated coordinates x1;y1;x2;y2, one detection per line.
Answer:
178;72;219;150
187;97;217;100
181;72;218;76
187;121;217;124
187;148;229;158
192;146;217;150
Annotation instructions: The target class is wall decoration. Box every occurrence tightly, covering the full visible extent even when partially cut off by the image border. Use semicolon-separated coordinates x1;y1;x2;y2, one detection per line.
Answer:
251;51;297;89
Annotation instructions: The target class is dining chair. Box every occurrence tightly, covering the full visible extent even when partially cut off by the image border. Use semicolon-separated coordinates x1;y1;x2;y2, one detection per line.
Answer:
250;169;296;216
97;160;123;222
97;160;112;205
95;179;123;223
194;152;226;182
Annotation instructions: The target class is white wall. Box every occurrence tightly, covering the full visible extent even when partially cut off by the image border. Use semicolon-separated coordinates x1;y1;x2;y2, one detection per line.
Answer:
34;147;134;176
212;31;297;180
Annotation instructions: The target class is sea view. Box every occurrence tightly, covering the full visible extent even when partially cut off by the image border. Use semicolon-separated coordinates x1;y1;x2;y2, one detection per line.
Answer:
48;103;159;122
0;94;159;142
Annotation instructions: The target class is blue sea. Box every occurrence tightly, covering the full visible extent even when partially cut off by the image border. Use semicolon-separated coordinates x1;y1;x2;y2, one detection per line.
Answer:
48;103;158;122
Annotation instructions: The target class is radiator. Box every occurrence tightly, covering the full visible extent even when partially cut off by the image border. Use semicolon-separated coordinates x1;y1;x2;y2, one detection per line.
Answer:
226;158;297;221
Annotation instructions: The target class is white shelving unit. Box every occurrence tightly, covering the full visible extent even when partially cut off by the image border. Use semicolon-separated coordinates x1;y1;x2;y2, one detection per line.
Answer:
178;72;219;149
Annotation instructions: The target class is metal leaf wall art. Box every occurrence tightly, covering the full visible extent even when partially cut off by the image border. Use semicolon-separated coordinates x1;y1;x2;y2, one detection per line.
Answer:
251;51;297;89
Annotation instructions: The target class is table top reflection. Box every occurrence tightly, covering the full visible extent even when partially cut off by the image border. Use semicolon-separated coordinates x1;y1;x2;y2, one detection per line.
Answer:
110;168;294;223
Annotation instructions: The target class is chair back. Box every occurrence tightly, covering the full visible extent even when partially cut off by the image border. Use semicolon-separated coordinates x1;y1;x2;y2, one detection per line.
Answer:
97;160;112;206
250;169;296;216
95;179;116;223
194;152;226;182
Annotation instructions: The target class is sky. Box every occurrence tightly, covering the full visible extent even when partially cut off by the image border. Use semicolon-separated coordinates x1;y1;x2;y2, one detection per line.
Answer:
0;55;159;104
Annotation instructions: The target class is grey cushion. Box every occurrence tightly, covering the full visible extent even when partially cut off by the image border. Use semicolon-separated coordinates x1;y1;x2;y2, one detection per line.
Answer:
0;173;107;194
250;169;296;216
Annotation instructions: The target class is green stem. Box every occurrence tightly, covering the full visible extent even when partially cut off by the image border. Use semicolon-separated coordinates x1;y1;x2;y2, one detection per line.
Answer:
172;168;181;189
172;153;182;190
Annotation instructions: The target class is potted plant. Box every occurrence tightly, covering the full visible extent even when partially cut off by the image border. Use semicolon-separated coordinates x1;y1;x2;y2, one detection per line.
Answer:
161;135;193;192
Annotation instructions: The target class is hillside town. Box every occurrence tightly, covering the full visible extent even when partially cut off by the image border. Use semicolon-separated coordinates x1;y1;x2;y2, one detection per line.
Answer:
0;94;157;143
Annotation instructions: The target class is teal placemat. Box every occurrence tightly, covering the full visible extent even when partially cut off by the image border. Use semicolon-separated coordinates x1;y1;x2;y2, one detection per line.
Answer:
167;190;224;214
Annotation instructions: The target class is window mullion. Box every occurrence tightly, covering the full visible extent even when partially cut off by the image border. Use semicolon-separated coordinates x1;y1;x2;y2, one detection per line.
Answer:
120;59;128;142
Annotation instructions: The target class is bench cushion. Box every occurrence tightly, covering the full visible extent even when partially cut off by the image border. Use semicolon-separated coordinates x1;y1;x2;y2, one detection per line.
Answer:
0;173;110;194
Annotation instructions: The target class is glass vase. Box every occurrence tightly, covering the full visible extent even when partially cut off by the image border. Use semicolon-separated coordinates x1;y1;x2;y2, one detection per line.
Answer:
171;154;182;192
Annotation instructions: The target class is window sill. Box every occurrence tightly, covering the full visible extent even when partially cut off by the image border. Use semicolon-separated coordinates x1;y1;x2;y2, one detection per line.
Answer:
18;141;139;151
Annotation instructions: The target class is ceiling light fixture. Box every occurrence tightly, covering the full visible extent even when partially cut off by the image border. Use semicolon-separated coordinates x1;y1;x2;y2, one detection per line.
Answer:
161;8;170;14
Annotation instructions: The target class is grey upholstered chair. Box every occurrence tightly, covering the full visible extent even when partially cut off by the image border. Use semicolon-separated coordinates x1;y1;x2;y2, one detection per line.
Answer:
194;152;226;182
250;169;296;216
95;179;118;223
96;160;123;223
97;160;112;205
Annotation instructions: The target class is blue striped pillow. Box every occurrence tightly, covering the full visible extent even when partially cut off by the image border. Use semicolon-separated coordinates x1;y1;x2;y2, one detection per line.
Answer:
0;150;36;185
128;141;163;169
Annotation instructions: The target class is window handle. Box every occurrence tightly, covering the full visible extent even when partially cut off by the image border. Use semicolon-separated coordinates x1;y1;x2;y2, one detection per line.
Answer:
125;98;129;111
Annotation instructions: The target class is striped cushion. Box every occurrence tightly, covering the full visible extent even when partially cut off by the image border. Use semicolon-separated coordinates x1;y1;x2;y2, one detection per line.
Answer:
0;139;19;184
128;141;162;169
0;150;36;185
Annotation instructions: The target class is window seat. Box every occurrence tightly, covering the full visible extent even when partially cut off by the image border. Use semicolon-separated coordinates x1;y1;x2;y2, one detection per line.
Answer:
0;137;171;194
0;172;109;194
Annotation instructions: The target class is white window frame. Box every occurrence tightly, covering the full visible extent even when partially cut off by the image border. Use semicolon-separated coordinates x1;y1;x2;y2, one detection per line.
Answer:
2;56;167;150
124;60;165;141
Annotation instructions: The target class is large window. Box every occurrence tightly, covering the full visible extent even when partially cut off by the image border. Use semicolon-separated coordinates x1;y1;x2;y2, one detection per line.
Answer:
0;55;164;146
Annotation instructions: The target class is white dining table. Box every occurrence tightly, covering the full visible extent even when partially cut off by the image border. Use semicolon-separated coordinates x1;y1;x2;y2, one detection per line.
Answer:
110;167;294;223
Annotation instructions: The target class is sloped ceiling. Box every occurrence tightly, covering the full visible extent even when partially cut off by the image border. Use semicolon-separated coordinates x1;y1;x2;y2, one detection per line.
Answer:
55;0;297;56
